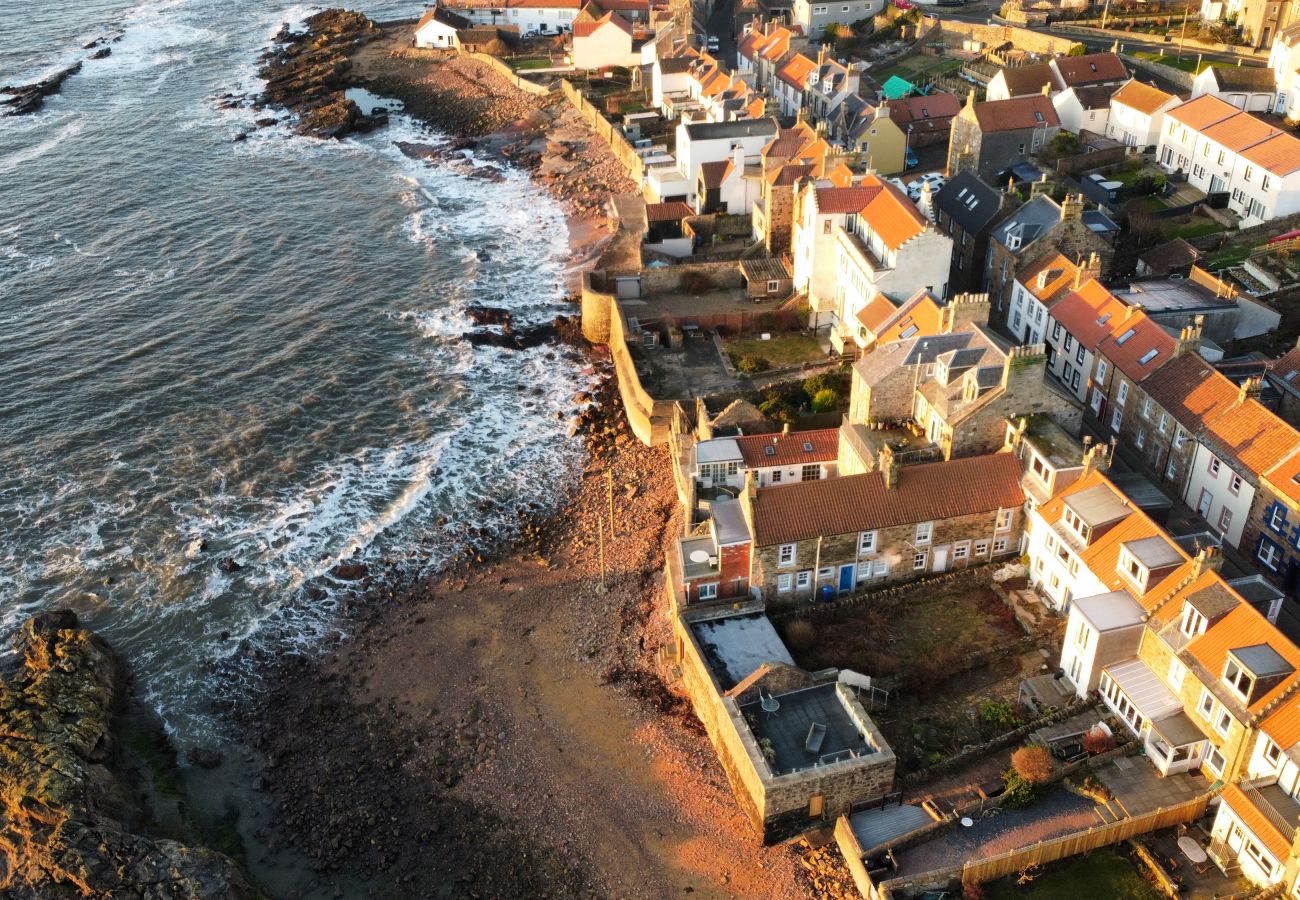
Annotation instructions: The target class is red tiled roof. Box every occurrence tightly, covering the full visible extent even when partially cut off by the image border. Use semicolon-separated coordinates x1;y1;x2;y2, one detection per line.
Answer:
814;184;882;214
1110;79;1177;116
1139;353;1238;428
972;95;1060;132
1166;93;1239;130
1269;346;1300;387
1220;784;1292;862
885;92;961;127
1095;305;1175;383
1052;52;1127;87
750;453;1023;546
1186;602;1300;713
874;290;946;344
855;293;898;332
776;52;817;90
1017;251;1080;305
1199;397;1300;485
1200;112;1280;152
645;201;694;222
995;63;1054;97
1047;279;1127;352
1239;131;1300;177
859;172;928;250
1262;693;1300;749
573;10;632;36
736;428;839;469
698;160;733;189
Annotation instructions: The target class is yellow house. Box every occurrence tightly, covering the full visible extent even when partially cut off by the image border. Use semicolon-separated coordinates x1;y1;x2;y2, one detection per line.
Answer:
833;97;906;175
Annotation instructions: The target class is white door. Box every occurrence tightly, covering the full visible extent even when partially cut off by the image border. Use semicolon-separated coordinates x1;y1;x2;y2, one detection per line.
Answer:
932;547;948;573
1197;489;1213;518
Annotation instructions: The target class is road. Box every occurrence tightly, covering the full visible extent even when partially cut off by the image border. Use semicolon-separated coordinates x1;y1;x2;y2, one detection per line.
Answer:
705;0;738;69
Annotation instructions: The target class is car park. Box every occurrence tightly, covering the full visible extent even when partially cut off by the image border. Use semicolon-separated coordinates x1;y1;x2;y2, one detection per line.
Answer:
906;173;945;200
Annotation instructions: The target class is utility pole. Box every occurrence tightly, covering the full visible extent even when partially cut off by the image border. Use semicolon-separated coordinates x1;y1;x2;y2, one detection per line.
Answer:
1101;0;1112;31
606;468;615;539
597;515;607;593
1178;4;1189;60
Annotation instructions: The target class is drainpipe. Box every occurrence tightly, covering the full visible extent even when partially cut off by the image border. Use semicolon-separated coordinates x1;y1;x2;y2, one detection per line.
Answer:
813;535;823;598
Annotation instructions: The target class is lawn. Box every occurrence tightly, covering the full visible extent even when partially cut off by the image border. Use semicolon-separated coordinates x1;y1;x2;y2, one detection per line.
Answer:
873;54;963;84
1162;215;1226;240
508;56;555;70
1125;195;1169;213
1203;244;1256;269
723;333;824;369
1132;50;1224;75
984;848;1162;900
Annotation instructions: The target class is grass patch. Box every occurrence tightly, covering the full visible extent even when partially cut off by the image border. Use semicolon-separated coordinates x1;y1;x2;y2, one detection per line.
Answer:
1126;195;1169;213
1204;244;1255;269
1132;50;1224;74
1163;216;1226;240
509;57;555;70
723;333;823;369
984;848;1162;899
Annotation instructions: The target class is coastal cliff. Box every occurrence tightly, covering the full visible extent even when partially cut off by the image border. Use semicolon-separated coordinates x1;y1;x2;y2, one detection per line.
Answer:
0;611;253;899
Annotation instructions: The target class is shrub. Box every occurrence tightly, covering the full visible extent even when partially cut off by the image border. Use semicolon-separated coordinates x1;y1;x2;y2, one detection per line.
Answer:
1002;770;1037;808
1083;725;1116;755
811;388;840;412
1067;42;1088;55
979;699;1019;732
1047;132;1080;158
679;270;715;293
758;395;796;423
1012;744;1056;785
784;619;817;651
737;355;770;374
802;372;841;398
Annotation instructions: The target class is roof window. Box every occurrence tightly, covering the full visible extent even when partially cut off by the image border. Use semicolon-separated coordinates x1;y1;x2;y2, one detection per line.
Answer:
1138;348;1159;366
1115;327;1136;345
1097;312;1111;325
764;445;775;456
803;441;814;452
1034;111;1045;123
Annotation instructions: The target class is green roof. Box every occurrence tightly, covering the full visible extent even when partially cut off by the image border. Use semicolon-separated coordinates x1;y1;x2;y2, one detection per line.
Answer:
881;75;915;100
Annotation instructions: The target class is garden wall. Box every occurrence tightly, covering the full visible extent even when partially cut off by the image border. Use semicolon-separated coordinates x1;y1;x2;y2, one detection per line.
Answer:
1050;22;1268;56
460;51;555;96
559;79;646;185
933;21;1079;56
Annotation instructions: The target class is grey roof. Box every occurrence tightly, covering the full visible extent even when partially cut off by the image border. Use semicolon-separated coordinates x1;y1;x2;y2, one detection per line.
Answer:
850;805;934;852
1063;484;1131;528
1018;415;1085;468
1150;711;1206;748
935;171;1003;236
683;118;777;141
690;612;794;690
1074;590;1145;632
991;195;1061;256
1109;471;1174;512
658;56;695;74
739;683;874;775
1230;644;1294;679
854;332;971;387
1082;209;1120;233
697;437;742;464
1123;535;1183;570
1227;575;1285;608
713;498;750;546
1185;583;1240;622
1206;65;1278;92
1114;279;1236;315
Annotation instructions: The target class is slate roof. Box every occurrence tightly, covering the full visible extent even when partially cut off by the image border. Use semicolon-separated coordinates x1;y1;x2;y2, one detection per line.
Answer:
417;6;473;30
1138;238;1200;276
990;194;1061;255
934;171;1004;236
1071;83;1120;110
683;118;777;140
749;453;1023;546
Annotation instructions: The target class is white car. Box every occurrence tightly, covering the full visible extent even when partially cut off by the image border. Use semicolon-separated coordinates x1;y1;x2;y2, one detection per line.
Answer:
706;35;720;51
907;173;945;201
887;177;908;194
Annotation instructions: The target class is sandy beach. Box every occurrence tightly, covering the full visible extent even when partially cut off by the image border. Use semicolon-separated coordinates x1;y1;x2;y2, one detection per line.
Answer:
233;20;855;900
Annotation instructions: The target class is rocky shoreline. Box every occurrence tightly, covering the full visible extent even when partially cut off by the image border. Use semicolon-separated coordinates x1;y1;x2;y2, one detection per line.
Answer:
0;612;253;899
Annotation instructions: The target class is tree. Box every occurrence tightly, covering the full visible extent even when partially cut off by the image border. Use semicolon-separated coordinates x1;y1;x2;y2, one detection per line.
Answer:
1011;744;1056;785
1001;770;1037;808
1067;42;1088;55
1082;725;1116;755
810;388;840;412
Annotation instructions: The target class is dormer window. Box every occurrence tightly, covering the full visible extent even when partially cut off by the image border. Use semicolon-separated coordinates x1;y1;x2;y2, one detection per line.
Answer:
1180;604;1208;639
1062;506;1092;543
1223;658;1255;702
1037;270;1050;290
1118;546;1148;591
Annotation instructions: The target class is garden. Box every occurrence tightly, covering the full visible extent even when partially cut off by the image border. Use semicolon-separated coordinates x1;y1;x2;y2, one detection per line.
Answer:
978;847;1162;900
723;333;826;373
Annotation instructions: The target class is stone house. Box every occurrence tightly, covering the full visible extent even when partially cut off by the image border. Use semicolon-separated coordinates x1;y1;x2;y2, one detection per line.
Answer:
985;193;1115;323
1004;413;1089;515
752;122;851;255
744;450;1025;605
674;603;896;841
932;171;1011;295
885;91;962;149
946;93;1060;183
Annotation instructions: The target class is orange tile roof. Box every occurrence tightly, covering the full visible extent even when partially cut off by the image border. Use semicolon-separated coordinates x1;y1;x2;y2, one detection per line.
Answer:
874;290;946;343
1166;93;1239;130
1270;346;1300;386
1096;305;1175;383
1186;602;1300;713
972;95;1060;132
814;184;882;214
777;52;817;90
1263;450;1300;505
1018;251;1080;305
1110;79;1176;116
855;293;898;332
750;453;1023;546
736;428;839;468
859;173;928;250
1221;783;1292;861
1200;112;1280;153
1238;131;1300;176
1262;695;1300;749
1139;354;1239;430
1198;397;1300;482
1048;279;1129;352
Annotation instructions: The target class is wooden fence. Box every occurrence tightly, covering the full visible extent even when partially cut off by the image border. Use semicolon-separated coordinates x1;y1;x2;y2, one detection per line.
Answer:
960;792;1212;886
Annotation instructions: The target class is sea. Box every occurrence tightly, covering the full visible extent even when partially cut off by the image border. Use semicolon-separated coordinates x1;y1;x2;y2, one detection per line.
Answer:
0;0;588;753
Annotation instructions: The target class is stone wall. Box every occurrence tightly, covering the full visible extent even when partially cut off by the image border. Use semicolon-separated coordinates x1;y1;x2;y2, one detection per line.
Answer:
1050;23;1268;58
639;259;744;294
461;51;555;96
933;20;1080;56
559;79;646;185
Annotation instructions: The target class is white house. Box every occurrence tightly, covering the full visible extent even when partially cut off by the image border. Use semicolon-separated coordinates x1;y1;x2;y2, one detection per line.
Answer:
791;180;876;326
1157;94;1300;226
441;0;581;33
830;174;953;353
414;6;471;48
696;148;762;215
791;0;882;40
674;118;777;206
572;11;642;69
1184;439;1256;546
691;429;839;490
652;53;696;112
1052;84;1115;135
1043;279;1127;403
1106;79;1181;149
1268;22;1300;119
1006;251;1091;348
1192;64;1278;114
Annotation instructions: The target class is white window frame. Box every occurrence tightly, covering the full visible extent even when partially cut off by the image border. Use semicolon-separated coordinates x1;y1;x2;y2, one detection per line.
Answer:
913;550;928;570
858;530;877;555
1197;687;1215;720
1117;380;1129;406
1168;658;1186;691
993;537;1009;553
915;522;933;545
796;570;813;590
777;573;793;593
996;509;1013;532
778;543;796;568
697;582;718;600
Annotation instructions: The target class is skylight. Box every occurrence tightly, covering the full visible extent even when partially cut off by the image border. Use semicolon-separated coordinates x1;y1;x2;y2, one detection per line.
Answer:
1116;327;1137;345
1034;111;1045;123
764;445;775;456
1287;371;1298;382
1138;348;1159;365
1097;312;1111;325
803;442;814;452
900;325;919;339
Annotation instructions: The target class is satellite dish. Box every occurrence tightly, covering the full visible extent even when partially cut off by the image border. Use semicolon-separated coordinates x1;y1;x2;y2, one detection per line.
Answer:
689;550;710;563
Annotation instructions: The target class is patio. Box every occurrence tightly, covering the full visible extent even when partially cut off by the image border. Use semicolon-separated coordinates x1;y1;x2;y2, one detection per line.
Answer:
1096;755;1208;818
1145;824;1255;898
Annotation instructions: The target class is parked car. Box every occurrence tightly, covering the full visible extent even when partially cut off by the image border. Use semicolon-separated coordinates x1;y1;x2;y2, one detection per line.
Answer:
888;177;908;194
905;147;919;169
706;35;720;51
907;173;945;200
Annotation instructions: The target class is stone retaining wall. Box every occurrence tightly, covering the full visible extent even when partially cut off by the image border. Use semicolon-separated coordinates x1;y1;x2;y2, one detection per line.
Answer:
460;51;556;95
559;79;646;185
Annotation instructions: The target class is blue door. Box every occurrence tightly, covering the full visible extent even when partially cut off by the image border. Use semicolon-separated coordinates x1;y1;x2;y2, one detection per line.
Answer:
838;564;855;593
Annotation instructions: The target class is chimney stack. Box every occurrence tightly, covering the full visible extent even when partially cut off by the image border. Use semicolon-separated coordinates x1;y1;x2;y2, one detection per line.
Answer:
1061;193;1084;221
1080;442;1109;478
1237;374;1263;406
819;42;828;66
1174;314;1203;358
878;446;899;489
1191;546;1223;579
782;421;791;435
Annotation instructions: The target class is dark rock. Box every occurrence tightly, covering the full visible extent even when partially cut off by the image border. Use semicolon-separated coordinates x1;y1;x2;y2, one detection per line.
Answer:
186;746;225;769
219;557;244;572
1;62;83;116
331;563;368;581
233;132;248;142
90;47;112;60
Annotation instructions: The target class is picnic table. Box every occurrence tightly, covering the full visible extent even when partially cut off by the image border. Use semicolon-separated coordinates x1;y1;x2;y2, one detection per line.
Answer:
1178;835;1208;865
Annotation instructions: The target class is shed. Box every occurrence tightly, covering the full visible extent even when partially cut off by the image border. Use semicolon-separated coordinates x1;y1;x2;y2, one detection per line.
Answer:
740;257;793;300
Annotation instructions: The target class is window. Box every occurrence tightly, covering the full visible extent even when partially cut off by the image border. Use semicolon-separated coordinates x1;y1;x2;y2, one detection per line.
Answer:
1052;322;1062;341
873;559;888;578
993;537;1009;553
913;550;928;570
817;566;832;582
1158;413;1168;434
1168;658;1186;691
1182;605;1208;639
771;469;782;484
777;573;793;592
858;530;877;555
801;464;821;482
1063;363;1075;384
778;544;796;567
1259;538;1282;570
796;570;812;590
1208;456;1221;477
1197;688;1215;720
1269;505;1287;532
697;582;718;600
1064;333;1074;352
856;561;875;581
1111;408;1123;432
1142;398;1152;418
1218;507;1233;532
953;543;969;561
916;522;933;544
975;540;989;556
767;280;780;294
1117;380;1129;405
1229;474;1242;495
1174;428;1186;450
1206;748;1226;775
1074;620;1091;649
1215;708;1233;737
1224;658;1253;701
1136;428;1146;449
996;509;1013;531
1264;738;1282;766
1096;359;1107;383
1075;345;1084;365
